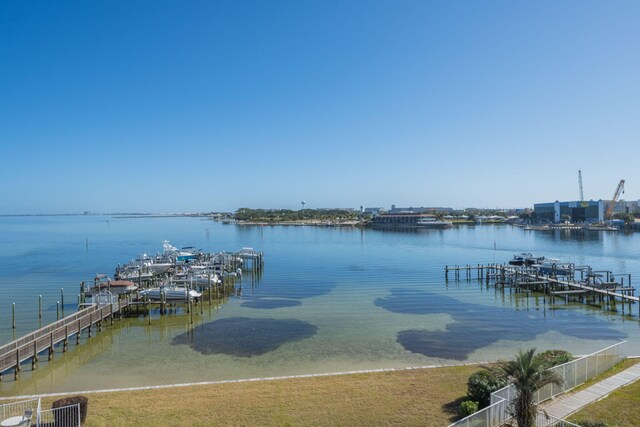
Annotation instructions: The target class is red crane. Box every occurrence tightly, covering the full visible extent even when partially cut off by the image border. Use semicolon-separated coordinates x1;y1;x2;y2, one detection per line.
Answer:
605;179;625;220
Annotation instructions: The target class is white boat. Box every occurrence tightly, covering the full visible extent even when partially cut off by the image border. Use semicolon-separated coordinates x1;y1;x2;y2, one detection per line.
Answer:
534;259;574;276
508;253;545;266
238;247;258;258
162;240;200;261
172;273;221;287
138;285;202;301
116;266;154;282
149;262;172;274
126;254;173;275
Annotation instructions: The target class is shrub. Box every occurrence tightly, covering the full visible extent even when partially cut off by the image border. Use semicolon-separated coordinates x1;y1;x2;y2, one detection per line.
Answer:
459;400;479;417
534;350;573;369
52;395;89;425
467;369;509;408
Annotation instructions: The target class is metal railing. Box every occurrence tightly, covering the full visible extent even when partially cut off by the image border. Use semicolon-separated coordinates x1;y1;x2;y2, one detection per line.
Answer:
38;403;81;427
0;398;38;421
2;398;82;426
535;413;581;427
0;302;123;374
449;341;627;427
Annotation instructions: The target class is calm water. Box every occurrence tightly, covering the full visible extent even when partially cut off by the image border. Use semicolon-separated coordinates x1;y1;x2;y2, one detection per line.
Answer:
0;216;639;396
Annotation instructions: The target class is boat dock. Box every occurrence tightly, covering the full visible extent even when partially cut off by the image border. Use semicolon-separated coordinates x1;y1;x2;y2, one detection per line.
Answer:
1;244;265;381
445;262;639;316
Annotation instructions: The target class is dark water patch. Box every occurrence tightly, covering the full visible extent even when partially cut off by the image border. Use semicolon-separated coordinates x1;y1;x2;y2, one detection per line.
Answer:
241;298;302;309
346;264;366;272
398;329;490;360
377;289;627;360
172;317;317;357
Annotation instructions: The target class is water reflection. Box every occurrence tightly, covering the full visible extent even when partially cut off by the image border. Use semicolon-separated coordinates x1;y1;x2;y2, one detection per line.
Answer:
534;229;602;244
369;226;448;235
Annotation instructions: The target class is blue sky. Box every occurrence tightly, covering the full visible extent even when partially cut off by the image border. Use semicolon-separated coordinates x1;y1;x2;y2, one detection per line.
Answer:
1;1;639;213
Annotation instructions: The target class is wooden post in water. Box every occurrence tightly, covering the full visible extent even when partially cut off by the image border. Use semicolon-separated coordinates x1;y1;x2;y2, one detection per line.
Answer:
12;302;15;329
61;288;64;316
38;295;42;319
56;301;60;320
15;349;20;380
48;332;54;361
32;341;37;369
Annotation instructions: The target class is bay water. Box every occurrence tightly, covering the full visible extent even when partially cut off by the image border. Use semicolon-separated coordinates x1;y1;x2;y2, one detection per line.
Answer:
0;215;638;396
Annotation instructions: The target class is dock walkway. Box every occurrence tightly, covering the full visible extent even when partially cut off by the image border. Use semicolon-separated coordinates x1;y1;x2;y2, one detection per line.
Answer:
445;263;639;317
542;362;640;419
0;300;129;379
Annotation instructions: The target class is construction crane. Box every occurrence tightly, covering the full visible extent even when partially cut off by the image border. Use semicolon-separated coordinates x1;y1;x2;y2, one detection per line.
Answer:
605;179;625;220
578;170;584;202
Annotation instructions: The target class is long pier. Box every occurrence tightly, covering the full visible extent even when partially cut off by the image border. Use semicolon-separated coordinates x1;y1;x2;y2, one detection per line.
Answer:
445;263;639;316
0;300;130;380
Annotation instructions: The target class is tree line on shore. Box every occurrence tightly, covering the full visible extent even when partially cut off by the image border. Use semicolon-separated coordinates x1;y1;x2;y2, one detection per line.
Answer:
235;208;362;222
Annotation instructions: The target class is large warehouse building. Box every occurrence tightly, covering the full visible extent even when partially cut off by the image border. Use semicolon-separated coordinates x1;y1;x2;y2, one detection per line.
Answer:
533;200;638;223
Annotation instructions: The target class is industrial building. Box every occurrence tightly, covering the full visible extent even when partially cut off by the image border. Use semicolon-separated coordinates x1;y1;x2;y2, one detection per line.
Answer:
533;200;638;223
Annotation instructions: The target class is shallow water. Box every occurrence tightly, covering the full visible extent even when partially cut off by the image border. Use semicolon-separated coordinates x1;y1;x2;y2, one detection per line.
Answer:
0;216;639;396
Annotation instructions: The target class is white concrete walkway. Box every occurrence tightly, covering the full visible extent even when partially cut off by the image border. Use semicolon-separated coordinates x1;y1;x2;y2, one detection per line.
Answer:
542;362;640;419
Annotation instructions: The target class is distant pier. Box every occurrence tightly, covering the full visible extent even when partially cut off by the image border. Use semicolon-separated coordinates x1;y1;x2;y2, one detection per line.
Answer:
445;262;638;316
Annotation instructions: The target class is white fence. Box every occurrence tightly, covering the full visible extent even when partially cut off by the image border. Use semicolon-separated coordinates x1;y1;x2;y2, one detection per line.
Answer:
535;413;581;427
449;341;627;427
1;398;81;427
0;398;37;423
38;403;81;427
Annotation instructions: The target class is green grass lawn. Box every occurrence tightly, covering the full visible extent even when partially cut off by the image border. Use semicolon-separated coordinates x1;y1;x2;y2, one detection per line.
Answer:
568;360;640;427
36;365;478;426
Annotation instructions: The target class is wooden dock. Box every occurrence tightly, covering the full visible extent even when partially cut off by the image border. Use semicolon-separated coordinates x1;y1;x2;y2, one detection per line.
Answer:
0;300;129;380
445;263;639;316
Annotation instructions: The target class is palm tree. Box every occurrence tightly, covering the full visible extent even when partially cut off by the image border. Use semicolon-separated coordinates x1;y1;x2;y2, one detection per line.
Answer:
498;348;564;427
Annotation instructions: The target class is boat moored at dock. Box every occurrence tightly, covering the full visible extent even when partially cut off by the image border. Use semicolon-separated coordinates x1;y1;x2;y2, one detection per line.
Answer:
533;259;574;276
508;253;545;266
138;285;202;301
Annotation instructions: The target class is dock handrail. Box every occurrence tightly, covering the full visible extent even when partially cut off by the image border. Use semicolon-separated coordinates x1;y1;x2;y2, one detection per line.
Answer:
0;305;101;351
0;301;128;375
